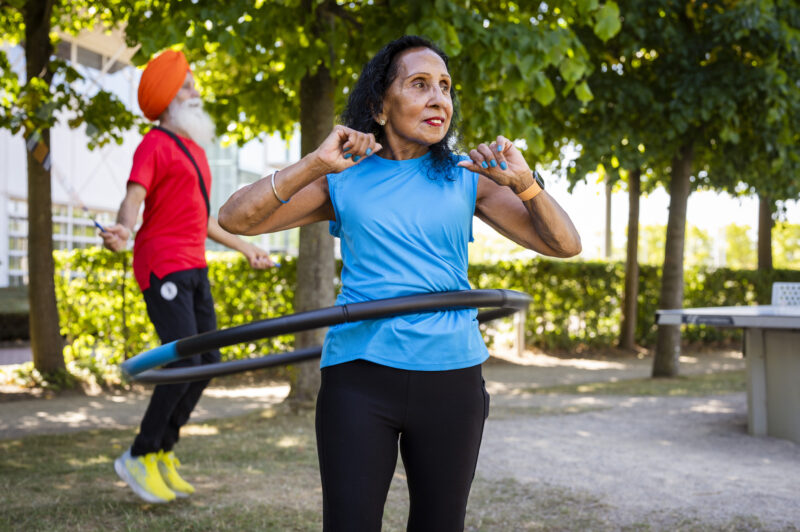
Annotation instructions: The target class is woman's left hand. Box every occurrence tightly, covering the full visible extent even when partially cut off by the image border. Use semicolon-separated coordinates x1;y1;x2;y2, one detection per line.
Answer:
457;135;534;193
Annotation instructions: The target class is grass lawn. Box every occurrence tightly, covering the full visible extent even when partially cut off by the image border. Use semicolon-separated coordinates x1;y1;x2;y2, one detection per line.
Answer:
0;370;768;531
523;370;747;397
0;405;612;531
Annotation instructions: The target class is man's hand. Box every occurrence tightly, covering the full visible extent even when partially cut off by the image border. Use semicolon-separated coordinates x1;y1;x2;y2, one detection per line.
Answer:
100;224;132;252
242;243;275;269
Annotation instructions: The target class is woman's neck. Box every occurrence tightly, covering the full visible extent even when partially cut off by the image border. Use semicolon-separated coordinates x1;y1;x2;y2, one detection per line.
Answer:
379;139;430;161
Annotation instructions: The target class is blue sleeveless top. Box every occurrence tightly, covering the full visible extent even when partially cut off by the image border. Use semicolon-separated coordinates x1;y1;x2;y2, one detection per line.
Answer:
322;152;489;371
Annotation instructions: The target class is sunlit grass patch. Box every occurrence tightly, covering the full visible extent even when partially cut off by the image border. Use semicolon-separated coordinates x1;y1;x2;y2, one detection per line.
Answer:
524;370;746;397
488;404;609;420
180;424;220;436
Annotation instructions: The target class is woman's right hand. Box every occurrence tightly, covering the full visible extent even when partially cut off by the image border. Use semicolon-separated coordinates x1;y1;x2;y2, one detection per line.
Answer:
312;125;382;174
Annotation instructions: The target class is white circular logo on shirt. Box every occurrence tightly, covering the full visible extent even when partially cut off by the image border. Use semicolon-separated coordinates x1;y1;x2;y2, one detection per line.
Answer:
160;281;178;301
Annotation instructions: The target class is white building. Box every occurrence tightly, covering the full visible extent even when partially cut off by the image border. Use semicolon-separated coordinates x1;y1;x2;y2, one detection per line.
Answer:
1;31;301;287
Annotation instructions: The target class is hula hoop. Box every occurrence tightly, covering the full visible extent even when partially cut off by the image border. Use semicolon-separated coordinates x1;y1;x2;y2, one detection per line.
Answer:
123;289;531;384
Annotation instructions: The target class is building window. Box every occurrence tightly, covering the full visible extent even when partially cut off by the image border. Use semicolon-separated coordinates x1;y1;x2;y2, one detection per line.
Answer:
8;199;27;217
8;255;26;270
53;221;68;235
8;218;27;233
9;237;27;252
5;199;113;286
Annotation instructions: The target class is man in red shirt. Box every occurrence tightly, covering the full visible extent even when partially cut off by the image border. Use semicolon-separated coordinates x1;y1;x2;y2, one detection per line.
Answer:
101;50;273;504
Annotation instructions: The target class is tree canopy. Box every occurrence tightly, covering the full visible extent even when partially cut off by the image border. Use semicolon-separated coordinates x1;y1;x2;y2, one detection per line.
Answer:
541;0;799;196
522;0;800;373
0;1;139;147
115;0;621;152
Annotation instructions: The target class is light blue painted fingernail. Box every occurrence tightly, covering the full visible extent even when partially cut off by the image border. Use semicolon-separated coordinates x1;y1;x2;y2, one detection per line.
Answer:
481;161;488;169
366;148;372;156
343;146;351;152
353;155;361;162
344;153;352;159
500;161;508;170
490;160;497;168
496;144;503;152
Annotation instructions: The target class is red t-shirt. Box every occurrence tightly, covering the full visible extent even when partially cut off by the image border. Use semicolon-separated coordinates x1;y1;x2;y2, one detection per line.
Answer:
129;129;211;290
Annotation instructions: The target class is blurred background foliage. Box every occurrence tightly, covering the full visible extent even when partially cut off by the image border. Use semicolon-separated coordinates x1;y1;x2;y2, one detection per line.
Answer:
33;248;799;386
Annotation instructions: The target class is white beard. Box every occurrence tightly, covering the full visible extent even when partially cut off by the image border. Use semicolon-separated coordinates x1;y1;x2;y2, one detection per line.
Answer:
166;97;215;146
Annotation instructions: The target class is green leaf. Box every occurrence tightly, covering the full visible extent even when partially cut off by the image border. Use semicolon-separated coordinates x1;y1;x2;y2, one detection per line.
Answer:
518;53;539;79
593;2;622;42
532;74;556;106
719;127;740;144
443;22;463;57
558;56;585;83
529;129;545;154
577;0;600;16
574;81;594;103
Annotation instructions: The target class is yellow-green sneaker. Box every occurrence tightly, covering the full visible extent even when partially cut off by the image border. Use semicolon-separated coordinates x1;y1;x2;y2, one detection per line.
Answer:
114;449;176;503
157;450;195;497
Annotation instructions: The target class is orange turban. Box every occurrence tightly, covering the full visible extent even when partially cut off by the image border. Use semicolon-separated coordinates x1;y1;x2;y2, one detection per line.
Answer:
137;50;191;121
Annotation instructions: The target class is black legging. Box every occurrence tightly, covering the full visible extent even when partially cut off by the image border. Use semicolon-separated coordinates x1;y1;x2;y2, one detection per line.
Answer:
316;359;489;532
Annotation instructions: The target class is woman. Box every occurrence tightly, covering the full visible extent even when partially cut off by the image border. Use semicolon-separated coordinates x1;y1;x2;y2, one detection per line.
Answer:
219;35;580;531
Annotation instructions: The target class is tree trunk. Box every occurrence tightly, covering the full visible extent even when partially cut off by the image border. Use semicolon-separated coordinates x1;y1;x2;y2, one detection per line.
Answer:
24;0;65;375
619;169;641;351
757;194;773;271
285;56;335;409
652;144;693;377
604;179;612;258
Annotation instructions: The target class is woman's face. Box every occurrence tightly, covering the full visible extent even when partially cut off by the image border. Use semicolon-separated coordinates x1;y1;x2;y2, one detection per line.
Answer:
379;47;453;154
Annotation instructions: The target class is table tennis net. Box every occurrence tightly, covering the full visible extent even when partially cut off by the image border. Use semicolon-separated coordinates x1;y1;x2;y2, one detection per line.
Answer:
772;283;800;306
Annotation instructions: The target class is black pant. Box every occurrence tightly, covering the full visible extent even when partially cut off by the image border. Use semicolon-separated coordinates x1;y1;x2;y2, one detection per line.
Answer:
130;268;221;457
316;359;489;532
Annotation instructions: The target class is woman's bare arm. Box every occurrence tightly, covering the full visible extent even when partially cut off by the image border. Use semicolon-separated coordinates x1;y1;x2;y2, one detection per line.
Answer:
459;135;581;258
219;125;382;235
475;176;581;257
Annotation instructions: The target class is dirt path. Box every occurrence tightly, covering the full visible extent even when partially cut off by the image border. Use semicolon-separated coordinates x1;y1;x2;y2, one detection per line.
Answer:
479;391;799;530
477;350;800;530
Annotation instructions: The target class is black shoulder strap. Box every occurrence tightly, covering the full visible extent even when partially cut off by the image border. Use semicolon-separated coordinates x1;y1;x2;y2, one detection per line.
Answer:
152;126;210;218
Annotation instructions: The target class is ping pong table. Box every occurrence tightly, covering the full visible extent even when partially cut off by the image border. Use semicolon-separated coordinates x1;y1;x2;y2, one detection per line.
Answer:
657;305;800;444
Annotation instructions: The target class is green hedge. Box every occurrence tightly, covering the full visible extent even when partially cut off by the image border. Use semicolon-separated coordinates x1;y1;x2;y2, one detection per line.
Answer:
54;249;298;370
53;249;800;373
471;260;800;349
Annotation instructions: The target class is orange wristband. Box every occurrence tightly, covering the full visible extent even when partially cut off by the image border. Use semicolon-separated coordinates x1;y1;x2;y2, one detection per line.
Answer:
517;181;543;201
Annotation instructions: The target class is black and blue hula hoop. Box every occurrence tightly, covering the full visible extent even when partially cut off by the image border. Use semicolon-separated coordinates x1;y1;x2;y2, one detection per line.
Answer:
122;289;531;385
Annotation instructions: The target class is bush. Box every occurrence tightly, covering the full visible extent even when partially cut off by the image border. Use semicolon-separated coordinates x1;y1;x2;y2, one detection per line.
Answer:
53;249;800;379
54;249;300;383
472;260;800;349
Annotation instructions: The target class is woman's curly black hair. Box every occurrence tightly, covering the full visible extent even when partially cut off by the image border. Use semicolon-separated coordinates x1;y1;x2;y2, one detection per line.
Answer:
341;35;461;180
